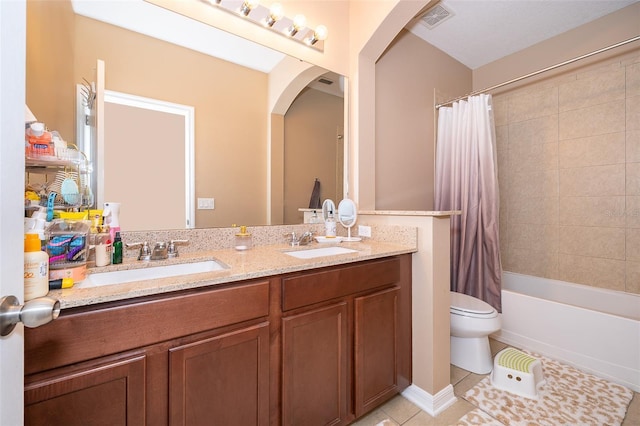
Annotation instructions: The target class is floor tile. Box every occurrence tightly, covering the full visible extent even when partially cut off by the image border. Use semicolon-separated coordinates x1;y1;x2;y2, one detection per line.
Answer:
450;365;470;386
380;395;422;424
351;408;397;426
622;393;640;426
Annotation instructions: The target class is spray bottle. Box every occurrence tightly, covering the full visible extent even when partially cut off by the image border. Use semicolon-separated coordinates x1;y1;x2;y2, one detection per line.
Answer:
102;202;121;242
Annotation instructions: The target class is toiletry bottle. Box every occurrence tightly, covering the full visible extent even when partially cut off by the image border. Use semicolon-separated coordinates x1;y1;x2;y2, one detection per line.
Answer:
325;210;337;237
24;232;49;300
112;231;123;264
234;225;253;251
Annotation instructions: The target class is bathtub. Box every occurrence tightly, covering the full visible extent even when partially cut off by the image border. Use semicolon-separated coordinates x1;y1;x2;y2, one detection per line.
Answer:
493;272;640;392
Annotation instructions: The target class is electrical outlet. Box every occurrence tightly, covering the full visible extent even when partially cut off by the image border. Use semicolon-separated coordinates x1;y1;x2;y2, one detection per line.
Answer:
358;225;371;238
197;198;215;210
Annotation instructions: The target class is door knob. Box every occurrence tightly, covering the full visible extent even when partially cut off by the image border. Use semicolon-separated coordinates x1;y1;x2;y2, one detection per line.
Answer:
0;295;60;336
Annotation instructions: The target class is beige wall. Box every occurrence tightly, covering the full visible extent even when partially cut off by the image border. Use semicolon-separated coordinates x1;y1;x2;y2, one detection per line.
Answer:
375;29;471;211
283;88;344;224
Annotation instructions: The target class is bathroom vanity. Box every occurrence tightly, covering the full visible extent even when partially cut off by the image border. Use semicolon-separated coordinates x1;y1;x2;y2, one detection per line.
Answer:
23;240;413;426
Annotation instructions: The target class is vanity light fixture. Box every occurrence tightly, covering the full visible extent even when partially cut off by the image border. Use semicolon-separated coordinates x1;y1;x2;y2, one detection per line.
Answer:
201;0;327;52
306;25;328;46
239;0;259;16
264;2;284;27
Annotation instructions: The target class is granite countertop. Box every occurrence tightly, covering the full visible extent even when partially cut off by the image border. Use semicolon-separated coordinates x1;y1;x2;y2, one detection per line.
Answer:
49;239;417;309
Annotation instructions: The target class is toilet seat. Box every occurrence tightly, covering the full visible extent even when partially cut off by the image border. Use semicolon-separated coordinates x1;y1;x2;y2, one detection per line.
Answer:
450;291;498;318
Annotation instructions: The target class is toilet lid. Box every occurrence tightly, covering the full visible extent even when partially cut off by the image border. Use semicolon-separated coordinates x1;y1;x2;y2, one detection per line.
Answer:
450;291;496;316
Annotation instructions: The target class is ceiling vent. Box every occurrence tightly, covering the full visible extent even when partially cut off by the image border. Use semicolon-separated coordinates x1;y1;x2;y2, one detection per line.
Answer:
420;3;454;29
318;77;334;85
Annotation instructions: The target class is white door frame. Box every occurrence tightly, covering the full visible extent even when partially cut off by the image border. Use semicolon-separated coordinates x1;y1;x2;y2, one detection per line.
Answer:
0;0;27;423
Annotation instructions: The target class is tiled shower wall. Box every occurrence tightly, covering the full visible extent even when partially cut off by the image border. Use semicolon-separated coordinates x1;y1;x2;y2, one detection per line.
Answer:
493;50;640;295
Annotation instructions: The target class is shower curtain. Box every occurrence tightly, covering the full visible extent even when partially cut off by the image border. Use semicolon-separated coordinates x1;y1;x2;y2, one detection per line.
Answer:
435;94;502;312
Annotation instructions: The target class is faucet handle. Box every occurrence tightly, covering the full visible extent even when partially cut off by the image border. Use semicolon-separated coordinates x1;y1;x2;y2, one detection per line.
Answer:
125;241;151;261
167;239;188;258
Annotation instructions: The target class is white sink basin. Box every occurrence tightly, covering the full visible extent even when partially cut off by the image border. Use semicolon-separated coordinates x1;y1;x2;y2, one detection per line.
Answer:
284;246;357;259
80;260;227;288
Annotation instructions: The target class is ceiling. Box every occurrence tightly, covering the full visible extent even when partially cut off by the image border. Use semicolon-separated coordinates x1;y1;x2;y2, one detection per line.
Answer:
405;0;638;69
73;0;638;73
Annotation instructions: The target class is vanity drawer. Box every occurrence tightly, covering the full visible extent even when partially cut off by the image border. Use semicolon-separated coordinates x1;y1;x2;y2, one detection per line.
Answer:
25;280;271;375
282;257;401;311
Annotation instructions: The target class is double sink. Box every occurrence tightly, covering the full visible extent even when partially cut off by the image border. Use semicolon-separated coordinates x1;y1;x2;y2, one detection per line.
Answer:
80;246;357;288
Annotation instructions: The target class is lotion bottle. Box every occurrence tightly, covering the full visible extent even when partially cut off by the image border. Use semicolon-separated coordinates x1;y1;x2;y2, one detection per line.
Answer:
325;210;337;237
24;232;49;300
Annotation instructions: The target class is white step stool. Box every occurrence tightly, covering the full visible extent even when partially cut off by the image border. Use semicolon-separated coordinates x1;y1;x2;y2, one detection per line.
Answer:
490;348;545;399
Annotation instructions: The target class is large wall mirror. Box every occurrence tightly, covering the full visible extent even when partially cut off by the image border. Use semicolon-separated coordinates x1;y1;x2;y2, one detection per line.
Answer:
25;0;346;231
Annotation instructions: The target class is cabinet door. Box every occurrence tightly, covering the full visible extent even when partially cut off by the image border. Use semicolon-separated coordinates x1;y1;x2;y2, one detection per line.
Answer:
25;354;146;426
354;287;400;417
169;322;270;426
281;302;349;426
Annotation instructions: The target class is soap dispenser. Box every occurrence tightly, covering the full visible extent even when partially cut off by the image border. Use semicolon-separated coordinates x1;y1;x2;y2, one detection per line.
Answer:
234;226;253;251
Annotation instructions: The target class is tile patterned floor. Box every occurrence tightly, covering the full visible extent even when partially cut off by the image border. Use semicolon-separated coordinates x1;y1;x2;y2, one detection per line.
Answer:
353;339;640;426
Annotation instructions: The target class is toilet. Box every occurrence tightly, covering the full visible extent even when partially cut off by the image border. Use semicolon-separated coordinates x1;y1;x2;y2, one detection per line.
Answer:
450;291;501;374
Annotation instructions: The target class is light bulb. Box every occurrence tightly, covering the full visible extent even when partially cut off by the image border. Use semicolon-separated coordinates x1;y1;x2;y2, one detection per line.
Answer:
287;14;306;36
265;2;283;27
239;0;259;16
292;14;306;29
314;25;328;41
307;25;328;45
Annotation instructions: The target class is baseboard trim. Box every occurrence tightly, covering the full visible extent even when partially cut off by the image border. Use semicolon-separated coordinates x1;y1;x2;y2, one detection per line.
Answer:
401;384;457;417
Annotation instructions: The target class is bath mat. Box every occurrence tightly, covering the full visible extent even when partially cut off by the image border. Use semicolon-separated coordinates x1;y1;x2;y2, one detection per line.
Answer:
455;408;503;425
462;351;633;426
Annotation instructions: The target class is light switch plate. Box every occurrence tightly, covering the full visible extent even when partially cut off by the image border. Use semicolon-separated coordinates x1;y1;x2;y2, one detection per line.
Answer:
358;225;371;238
197;198;215;210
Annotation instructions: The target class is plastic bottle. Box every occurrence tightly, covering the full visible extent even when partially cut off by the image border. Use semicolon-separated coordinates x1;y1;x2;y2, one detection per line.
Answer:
24;232;49;300
325;210;337;237
112;232;123;264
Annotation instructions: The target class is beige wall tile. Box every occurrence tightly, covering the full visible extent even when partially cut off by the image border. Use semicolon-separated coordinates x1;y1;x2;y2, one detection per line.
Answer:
628;130;640;163
559;225;625;260
510;196;558;225
508;115;558;146
508;142;557;174
509;169;559;199
509;86;558;123
495;124;508;152
558;132;625;168
627;62;640;98
626;196;640;228
627;228;640;262
628;162;640;195
502;247;558;279
492;95;509;127
559;164;625;197
558;254;625;291
626;261;640;294
559;196;625;227
559;68;625;112
508;223;558;253
627;95;640;131
559;100;625;140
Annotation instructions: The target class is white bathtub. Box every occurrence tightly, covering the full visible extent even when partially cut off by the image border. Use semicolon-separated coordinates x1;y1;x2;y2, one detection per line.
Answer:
493;272;640;392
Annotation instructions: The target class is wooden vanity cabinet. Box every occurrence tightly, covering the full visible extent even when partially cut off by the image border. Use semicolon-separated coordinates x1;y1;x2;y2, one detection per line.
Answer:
280;255;412;425
24;279;273;426
24;254;412;425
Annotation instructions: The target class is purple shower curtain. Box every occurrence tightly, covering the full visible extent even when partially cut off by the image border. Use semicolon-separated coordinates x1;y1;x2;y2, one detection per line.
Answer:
435;94;502;312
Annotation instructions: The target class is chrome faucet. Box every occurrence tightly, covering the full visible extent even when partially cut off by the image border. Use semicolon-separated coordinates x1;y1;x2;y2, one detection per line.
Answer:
284;231;315;246
126;239;188;261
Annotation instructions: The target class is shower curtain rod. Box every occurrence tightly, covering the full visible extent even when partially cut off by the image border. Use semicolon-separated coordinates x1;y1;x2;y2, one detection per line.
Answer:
435;35;640;109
